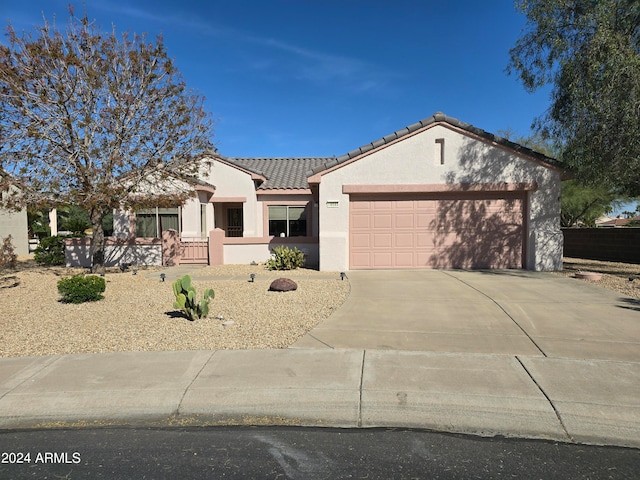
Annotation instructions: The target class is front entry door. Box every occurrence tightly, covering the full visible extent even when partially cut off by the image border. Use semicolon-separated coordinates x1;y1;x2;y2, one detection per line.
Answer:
226;207;243;237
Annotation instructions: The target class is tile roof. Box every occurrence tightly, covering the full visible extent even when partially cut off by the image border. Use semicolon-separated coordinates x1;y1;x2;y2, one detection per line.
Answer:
228;157;331;190
596;216;640;227
308;112;565;176
215;112;567;190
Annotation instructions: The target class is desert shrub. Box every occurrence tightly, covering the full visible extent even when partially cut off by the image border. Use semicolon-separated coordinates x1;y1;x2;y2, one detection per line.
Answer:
172;274;215;321
265;245;306;270
57;275;106;303
34;235;66;266
0;235;17;270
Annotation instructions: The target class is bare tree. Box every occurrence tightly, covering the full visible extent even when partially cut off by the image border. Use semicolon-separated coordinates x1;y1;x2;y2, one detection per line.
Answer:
0;7;214;272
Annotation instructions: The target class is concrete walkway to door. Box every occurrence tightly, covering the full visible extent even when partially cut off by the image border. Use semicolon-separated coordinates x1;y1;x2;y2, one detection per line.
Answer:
292;270;640;362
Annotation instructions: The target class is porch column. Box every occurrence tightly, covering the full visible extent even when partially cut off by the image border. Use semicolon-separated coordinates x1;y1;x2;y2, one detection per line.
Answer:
49;208;57;236
209;228;225;265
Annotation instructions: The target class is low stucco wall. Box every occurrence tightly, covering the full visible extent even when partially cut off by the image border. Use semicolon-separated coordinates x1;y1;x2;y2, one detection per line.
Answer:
64;238;162;268
222;237;319;267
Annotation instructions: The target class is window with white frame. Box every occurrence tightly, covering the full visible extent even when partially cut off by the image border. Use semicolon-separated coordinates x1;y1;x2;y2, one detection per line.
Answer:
268;205;307;237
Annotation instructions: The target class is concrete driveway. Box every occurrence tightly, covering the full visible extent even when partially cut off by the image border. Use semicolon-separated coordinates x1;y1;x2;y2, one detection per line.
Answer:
292;270;640;362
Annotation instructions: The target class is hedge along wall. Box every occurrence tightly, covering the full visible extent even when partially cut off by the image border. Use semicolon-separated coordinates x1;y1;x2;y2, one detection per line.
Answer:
562;228;640;264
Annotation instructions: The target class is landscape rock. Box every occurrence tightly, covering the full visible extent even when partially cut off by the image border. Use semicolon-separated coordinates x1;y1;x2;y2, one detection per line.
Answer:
269;278;298;292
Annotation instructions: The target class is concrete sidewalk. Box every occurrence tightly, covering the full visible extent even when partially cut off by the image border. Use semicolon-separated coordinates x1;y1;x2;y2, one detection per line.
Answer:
0;349;638;448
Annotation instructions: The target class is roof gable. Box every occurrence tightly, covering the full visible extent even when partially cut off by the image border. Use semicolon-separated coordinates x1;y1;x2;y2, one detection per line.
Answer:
308;112;567;179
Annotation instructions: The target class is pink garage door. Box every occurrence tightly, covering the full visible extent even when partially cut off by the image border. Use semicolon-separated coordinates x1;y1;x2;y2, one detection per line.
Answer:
349;193;525;269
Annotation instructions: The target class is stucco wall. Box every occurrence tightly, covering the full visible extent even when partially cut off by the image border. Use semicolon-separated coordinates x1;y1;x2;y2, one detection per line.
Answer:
223;240;319;267
317;124;562;271
64;238;162;268
0;207;28;256
202;159;260;237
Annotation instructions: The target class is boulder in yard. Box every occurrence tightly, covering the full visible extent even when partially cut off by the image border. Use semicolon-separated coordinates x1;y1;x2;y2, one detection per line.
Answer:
269;278;298;292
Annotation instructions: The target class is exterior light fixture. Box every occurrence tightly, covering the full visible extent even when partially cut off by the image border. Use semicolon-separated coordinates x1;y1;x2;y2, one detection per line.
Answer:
132;269;138;275
160;273;166;282
249;273;256;282
340;272;346;281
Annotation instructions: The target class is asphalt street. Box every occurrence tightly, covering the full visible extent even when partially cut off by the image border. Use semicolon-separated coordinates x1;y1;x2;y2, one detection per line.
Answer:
0;426;638;479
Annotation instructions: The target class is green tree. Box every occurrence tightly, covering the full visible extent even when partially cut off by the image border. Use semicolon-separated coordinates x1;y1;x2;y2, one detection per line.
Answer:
57;205;91;236
0;7;214;273
508;0;640;196
497;130;623;227
560;180;619;227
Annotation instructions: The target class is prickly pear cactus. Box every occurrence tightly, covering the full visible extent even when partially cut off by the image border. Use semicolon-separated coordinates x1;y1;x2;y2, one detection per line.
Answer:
172;274;215;321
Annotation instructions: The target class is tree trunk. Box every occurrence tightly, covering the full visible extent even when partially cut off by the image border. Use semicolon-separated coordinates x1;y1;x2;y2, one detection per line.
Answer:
90;210;106;274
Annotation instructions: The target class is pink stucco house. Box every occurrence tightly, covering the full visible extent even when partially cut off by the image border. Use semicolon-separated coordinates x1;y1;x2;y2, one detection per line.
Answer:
68;113;566;271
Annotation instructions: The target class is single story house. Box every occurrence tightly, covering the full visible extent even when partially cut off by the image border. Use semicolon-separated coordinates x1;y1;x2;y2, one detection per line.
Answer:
69;112;567;271
596;215;640;227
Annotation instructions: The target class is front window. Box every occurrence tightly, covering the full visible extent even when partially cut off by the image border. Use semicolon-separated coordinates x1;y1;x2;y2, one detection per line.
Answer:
135;207;180;237
268;205;307;237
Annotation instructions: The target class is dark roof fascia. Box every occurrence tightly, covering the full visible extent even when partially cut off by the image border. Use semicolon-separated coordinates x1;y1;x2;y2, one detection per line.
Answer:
308;112;569;178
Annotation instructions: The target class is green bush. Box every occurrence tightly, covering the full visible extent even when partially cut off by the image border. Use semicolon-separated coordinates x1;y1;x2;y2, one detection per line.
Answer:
34;235;66;266
57;275;106;303
265;246;306;270
0;235;18;270
172;274;215;321
58;205;91;236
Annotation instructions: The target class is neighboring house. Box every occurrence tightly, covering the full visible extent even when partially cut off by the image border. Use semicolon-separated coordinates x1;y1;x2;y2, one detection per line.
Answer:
596;216;640;227
83;112;567;271
0;185;29;256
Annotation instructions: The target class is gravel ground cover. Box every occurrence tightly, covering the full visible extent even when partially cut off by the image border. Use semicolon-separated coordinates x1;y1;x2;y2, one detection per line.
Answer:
2;256;637;359
552;257;640;300
0;259;350;358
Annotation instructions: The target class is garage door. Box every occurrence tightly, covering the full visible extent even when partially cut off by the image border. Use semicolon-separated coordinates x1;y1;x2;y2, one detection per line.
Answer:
349;193;524;269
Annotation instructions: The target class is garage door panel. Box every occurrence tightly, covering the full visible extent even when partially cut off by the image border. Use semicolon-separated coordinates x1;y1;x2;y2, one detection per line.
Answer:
395;232;414;248
351;214;370;229
373;252;393;268
394;252;414;268
416;251;433;266
351;201;371;210
416;213;433;228
394;213;414;228
351;252;372;269
373;214;392;228
373;233;392;248
349;194;523;269
373;200;393;210
416;232;434;248
351;233;371;248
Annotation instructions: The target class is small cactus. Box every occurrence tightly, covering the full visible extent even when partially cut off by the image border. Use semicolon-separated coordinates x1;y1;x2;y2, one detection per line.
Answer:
172;274;215;321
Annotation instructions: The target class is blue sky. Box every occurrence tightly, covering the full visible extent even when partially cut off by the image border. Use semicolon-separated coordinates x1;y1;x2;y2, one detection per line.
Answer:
1;0;552;159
